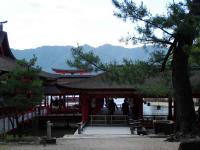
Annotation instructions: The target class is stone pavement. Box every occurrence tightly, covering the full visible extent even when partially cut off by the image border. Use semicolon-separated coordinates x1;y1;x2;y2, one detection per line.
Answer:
1;126;180;150
1;136;180;150
81;126;131;135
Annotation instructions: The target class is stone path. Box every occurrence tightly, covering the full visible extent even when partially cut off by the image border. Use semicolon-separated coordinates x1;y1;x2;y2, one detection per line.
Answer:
1;136;180;150
81;126;131;135
0;124;179;150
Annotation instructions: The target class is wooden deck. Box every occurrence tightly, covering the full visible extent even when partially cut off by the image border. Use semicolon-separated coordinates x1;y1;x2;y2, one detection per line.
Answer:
38;113;82;126
45;113;82;117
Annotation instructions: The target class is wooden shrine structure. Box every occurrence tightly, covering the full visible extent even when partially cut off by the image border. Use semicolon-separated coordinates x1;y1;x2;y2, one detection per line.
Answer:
1;24;200;134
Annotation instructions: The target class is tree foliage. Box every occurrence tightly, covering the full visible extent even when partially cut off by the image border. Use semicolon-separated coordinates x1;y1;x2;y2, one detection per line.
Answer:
68;45;172;96
112;0;200;136
189;38;200;66
0;56;43;112
112;0;200;68
67;46;106;72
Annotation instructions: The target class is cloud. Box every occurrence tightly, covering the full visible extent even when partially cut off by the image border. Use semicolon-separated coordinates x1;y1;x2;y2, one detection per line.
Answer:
0;0;170;49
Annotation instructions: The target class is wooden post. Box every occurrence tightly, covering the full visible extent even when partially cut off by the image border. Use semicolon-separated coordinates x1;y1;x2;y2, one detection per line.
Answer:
173;99;176;122
81;95;89;123
133;95;143;120
44;96;47;107
138;96;143;119
59;95;61;112
46;96;48;107
50;96;53;114
47;95;50;114
64;95;67;112
129;98;134;118
168;97;173;120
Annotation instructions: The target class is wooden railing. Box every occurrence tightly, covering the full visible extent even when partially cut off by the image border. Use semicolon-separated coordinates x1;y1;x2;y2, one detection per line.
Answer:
143;115;168;120
0;106;48;134
141;115;169;128
89;115;128;126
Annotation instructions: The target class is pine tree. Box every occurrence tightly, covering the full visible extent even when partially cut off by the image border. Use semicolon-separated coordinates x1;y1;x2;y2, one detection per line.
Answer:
0;56;43;137
111;0;200;136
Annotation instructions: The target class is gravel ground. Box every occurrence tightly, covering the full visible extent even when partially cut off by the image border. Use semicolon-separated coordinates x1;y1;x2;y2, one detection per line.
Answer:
0;136;180;150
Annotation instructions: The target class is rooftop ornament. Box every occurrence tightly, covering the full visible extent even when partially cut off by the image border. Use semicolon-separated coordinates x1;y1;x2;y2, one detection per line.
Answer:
0;20;8;32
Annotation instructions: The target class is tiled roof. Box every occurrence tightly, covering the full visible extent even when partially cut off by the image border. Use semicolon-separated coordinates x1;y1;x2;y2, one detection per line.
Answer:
56;70;200;96
43;85;63;95
0;56;61;81
58;73;136;90
0;56;20;72
39;71;64;80
56;75;93;85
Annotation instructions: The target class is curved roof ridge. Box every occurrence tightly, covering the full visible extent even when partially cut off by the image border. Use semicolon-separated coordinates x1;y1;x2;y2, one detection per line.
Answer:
0;31;15;59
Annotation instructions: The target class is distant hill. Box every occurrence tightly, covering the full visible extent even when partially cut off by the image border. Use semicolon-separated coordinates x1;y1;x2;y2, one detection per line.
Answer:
12;44;163;73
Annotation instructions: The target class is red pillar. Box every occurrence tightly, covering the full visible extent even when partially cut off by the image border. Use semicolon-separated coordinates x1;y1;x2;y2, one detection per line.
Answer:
133;96;143;119
81;95;89;123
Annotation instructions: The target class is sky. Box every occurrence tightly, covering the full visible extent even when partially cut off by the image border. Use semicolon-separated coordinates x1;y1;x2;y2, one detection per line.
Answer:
0;0;171;50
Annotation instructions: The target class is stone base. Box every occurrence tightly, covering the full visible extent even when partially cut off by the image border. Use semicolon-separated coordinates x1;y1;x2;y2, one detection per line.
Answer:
46;138;56;144
40;137;56;145
178;139;200;150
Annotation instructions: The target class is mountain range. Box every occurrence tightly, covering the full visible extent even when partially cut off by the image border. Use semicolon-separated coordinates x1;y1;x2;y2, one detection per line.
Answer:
11;44;162;73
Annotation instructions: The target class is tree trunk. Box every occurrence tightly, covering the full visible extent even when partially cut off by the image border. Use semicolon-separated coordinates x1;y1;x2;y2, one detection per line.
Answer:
15;114;20;137
171;0;200;136
172;41;198;135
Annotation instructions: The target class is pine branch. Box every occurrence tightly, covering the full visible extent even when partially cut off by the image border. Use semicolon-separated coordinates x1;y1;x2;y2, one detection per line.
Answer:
113;0;173;36
135;16;173;36
161;39;177;71
75;49;108;72
131;36;173;45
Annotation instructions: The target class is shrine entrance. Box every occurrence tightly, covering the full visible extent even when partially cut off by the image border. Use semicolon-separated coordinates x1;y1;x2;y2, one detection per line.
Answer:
80;93;143;125
75;93;143;135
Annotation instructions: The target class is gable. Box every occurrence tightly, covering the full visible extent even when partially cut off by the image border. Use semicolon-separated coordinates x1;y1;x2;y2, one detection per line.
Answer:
0;31;15;59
